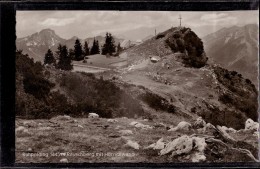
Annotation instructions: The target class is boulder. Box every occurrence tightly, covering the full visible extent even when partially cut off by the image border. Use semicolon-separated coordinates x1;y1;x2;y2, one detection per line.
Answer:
146;138;165;150
88;113;99;118
15;126;31;136
168;121;192;132
193;117;206;129
191;152;206;162
206;123;215;129
192;137;207;152
160;135;207;162
38;127;52;131
77;124;84;128
119;130;133;136
22;121;37;127
130;121;153;129
51;115;71;121
126;140;140;150
245;118;259;131
60;158;69;163
107;119;118;123
160;135;193;156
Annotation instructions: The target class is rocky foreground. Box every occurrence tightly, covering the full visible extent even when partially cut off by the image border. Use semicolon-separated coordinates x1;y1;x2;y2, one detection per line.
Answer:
16;114;259;163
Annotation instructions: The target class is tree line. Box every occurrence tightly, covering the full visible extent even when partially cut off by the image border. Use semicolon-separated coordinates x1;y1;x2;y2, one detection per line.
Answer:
44;32;122;70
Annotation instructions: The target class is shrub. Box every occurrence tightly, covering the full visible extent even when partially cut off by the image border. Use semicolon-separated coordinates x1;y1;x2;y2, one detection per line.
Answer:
139;92;176;113
155;34;165;39
23;75;54;100
59;73;144;118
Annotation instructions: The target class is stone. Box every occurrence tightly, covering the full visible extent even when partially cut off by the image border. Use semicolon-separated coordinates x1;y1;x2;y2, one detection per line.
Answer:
88;113;99;118
245;118;259;131
15;126;31;136
160;135;193;156
60;158;69;163
193;117;206;129
126;140;140;150
130;121;153;129
51;115;71;121
191;152;206;162
146;138;165;150
38;127;52;131
119;130;133;136
206;123;215;129
192;137;207;152
23;121;37;127
160;135;207;162
77;124;84;128
168;121;192;132
107;119;118;123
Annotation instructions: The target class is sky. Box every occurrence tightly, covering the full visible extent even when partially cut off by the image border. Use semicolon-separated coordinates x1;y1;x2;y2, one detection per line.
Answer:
16;10;259;41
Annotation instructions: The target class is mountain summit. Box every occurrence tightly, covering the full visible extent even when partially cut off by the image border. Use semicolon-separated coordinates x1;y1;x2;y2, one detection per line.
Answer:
16;29;66;61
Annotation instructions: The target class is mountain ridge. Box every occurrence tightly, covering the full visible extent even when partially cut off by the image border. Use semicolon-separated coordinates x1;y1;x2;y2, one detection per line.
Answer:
202;24;258;86
16;29;128;62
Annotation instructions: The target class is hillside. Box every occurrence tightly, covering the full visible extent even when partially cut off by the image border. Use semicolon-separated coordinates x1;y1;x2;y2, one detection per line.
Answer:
202;24;258;86
113;26;257;129
15;26;258;163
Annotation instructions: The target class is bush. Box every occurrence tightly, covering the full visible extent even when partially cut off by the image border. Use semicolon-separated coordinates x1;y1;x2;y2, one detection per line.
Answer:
139;92;176;113
155;33;165;39
23;75;54;100
59;73;144;118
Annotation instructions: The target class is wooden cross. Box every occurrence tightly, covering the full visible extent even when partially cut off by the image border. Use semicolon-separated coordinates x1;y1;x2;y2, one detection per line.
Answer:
179;14;182;27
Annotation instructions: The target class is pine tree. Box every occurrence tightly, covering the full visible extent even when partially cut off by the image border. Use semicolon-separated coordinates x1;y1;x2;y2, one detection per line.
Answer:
102;32;116;55
90;38;100;55
117;42;122;53
96;40;100;54
44;49;55;65
56;45;73;70
83;41;90;56
74;39;83;61
69;49;75;60
56;44;63;59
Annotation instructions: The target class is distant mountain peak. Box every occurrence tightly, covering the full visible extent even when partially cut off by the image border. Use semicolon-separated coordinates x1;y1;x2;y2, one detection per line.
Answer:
39;28;56;35
70;36;79;40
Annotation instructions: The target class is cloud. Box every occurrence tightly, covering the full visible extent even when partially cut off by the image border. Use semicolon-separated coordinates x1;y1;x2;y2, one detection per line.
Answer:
200;13;228;20
39;18;75;26
200;13;238;25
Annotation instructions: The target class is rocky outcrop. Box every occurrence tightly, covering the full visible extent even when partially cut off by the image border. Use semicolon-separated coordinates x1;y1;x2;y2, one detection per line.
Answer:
245;118;259;132
159;135;207;162
165;27;208;68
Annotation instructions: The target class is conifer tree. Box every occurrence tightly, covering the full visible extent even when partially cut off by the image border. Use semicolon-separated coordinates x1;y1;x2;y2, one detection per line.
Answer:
56;45;73;70
69;49;75;60
44;49;55;65
101;32;116;55
83;41;90;56
117;42;122;53
74;39;83;61
90;38;100;55
96;40;100;54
